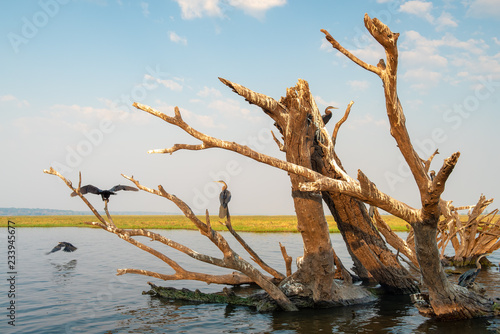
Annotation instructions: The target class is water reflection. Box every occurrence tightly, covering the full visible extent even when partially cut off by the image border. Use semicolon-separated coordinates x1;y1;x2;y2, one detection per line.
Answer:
48;259;77;285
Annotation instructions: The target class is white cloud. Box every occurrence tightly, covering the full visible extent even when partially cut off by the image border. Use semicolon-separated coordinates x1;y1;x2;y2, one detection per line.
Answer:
227;0;286;18
173;0;223;19
169;31;187;45
400;31;448;68
335;39;385;65
399;1;459;31
140;2;149;17
400;30;490;74
494;37;500;46
435;11;458;30
144;74;183;91
466;0;500;18
173;0;286;19
402;68;442;91
0;94;29;108
399;0;434;23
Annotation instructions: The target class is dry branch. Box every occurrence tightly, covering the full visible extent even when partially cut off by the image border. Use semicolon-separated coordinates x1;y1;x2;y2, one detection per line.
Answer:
121;173;298;311
279;242;293;277
371;207;418;267
44;168;297;311
221;217;286;280
132;101;421;224
332;101;354;146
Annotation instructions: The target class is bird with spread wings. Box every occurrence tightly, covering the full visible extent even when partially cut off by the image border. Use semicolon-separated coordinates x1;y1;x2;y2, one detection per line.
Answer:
70;184;138;201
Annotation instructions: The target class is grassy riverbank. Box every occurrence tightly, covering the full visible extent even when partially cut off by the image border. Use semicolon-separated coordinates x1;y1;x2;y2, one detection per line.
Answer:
0;215;412;233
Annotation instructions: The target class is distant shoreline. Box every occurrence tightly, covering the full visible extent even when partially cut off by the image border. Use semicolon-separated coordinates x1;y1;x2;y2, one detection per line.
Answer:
1;214;412;233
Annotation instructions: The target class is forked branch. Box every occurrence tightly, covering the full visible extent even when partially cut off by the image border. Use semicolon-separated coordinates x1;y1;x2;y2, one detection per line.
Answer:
132;102;420;223
45;168;297;311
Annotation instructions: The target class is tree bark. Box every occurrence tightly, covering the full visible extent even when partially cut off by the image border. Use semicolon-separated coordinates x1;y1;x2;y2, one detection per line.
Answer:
412;222;494;319
323;191;418;294
321;14;496;318
309;125;419;293
267;79;372;305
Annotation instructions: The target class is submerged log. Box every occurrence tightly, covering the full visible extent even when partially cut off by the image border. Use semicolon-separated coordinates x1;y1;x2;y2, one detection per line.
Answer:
144;282;278;312
145;282;376;312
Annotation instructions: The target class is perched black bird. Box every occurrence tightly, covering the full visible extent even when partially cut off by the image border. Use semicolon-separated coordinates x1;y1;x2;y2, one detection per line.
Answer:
215;180;231;219
71;184;138;201
321;106;338;125
458;253;489;287
47;242;77;255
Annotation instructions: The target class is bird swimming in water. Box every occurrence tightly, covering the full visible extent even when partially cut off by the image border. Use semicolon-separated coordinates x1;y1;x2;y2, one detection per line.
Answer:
215;180;231;219
47;242;77;255
70;184;138;201
458;253;489;287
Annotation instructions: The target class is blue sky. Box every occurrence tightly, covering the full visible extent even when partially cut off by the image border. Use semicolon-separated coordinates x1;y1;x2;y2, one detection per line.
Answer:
1;0;499;216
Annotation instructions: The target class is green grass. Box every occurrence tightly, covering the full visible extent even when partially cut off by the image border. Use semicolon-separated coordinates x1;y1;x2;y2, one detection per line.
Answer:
0;214;413;233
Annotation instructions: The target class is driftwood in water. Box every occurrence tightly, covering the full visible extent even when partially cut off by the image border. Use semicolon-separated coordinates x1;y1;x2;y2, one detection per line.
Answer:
438;195;500;266
43;168;298;312
144;282;279;312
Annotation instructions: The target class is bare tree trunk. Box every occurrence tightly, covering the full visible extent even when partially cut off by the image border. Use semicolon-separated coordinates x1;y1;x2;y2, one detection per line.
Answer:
310;131;419;294
320;14;496;318
412;221;494;319
266;79;372;305
323;192;418;294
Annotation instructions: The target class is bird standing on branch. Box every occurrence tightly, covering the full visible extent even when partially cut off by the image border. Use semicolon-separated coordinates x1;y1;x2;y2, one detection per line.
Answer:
458;253;490;287
322;106;338;125
47;242;77;255
215;180;231;219
71;184;138;202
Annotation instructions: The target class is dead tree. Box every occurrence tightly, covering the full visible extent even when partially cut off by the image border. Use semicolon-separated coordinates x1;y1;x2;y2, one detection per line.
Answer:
220;80;418;294
319;15;496;319
129;97;374;307
438;195;500;265
44;14;498;319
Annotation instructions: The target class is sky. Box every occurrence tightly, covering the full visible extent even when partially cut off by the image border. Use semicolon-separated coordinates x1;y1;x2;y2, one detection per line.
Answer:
1;0;499;216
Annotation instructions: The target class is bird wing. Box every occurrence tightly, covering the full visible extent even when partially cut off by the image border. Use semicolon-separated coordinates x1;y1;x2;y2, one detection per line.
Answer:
62;242;77;252
219;190;231;207
458;273;467;286
110;184;139;192
70;184;102;197
47;243;63;254
458;269;477;287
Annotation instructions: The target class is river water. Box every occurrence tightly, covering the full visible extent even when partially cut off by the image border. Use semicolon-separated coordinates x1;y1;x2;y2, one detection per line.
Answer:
1;227;499;333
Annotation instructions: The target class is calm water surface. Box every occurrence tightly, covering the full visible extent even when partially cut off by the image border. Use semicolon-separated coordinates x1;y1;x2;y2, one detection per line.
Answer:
1;227;499;333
